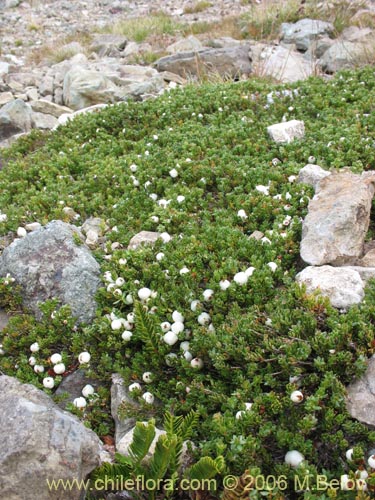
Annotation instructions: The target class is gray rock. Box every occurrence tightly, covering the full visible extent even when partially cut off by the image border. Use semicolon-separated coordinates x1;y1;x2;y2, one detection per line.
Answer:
124;76;165;100
319;40;365;73
342;26;375;42
55;103;109;128
281;18;334;52
81;217;108;236
111;373;141;447
297;164;331;189
0;98;33;141
54;369;98;409
39;75;54;97
347;355;375;427
267;120;305;143
300;171;375;266
254;45;314;83
0;220;101;323
296;265;365;309
25;87;39;101
32;111;58;130
0;308;10;331
90;34;128;57
63;66;127;110
128;230;160;250
30;100;72;118
345;266;375;281
155;45;252;79
303;36;334;59
0;375;102;500
6;72;39;88
166;35;204;54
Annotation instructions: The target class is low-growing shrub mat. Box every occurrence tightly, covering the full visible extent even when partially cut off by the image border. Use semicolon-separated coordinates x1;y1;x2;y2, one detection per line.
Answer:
2;67;375;499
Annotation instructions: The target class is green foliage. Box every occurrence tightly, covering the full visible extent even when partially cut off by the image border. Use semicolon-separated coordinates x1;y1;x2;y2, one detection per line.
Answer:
3;66;375;498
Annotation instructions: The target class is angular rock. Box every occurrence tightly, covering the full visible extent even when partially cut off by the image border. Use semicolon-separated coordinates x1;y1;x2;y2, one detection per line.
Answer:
345;266;375;282
0;62;9;78
255;45;314;82
346;355;375;427
0;220;101;323
155;45;252;79
166;35;204;54
32;111;58;130
281;18;334;52
0;98;33;141
300;171;375;266
90;34;128;57
296;265;365;309
55;103;109;128
128;230;160;250
0;375;102;500
30;99;72;118
81;217;108;236
63;66;127;110
0;308;9;330
319;41;365;73
267;120;305;143
297;164;331;189
39;75;54;97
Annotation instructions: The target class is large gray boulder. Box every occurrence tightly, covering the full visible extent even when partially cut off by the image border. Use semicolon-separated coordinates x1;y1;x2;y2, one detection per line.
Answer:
89;34;128;57
0;99;33;141
281;18;334;52
346;355;375;427
296;265;365;309
155;45;252;79
0;375;102;500
300;171;375;266
297;164;331;189
0;220;101;323
63;66;127;110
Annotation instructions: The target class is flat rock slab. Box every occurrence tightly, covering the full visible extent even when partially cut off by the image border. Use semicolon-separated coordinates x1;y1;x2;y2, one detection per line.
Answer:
300;171;375;266
256;45;314;82
155;45;252;79
0;375;102;500
267;120;305;143
296;265;365;309
347;355;375;427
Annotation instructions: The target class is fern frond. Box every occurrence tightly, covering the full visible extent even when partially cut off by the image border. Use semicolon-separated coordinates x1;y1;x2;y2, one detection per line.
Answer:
186;456;225;482
221;470;254;500
90;460;133;484
180;410;199;440
129;420;156;465
164;411;184;437
148;434;178;482
134;301;161;355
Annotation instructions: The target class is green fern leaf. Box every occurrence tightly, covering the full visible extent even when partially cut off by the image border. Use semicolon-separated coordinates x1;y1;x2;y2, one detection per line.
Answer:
134;301;161;355
185;455;225;482
90;460;133;484
180;410;199;440
148;434;178;482
129;420;156;465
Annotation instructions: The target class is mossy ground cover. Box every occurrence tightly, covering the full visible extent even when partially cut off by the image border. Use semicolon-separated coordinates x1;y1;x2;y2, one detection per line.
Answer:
1;67;375;498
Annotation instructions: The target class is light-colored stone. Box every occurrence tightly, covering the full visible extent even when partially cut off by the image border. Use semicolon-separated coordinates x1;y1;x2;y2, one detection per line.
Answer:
128;230;160;250
81;217;107;236
166;35;204;54
267;120;305;143
39;75;54;97
90;34;128;57
249;230;264;240
297;164;331;189
0;91;14;106
0;62;10;78
0;98;33;141
32;111;58;130
63;66;127;110
30;99;72;118
281;18;334;52
0;375;102;500
55;103;109;128
296;265;365;309
25;222;41;231
300;171;375;266
255;45;315;82
346;355;375;427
